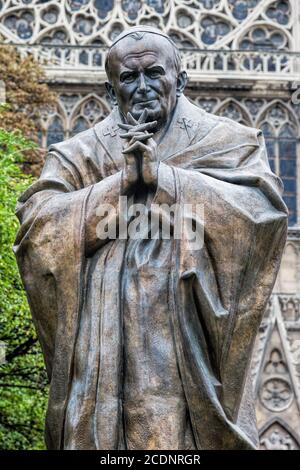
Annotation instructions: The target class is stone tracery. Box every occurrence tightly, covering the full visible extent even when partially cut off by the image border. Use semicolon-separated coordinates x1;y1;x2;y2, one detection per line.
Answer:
0;0;295;50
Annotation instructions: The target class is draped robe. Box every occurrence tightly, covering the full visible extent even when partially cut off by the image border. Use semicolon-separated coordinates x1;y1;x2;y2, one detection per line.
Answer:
14;95;288;449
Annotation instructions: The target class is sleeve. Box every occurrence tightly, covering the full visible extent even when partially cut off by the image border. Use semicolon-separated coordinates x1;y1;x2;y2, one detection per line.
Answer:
13;150;122;375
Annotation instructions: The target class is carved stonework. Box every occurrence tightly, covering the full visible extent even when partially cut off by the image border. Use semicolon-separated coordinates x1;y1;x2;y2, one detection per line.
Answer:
253;293;300;448
0;1;296;50
260;377;293;412
260;421;300;450
280;296;300;322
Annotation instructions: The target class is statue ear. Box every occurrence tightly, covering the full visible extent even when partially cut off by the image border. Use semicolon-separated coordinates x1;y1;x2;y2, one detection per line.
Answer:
176;71;188;97
105;82;118;106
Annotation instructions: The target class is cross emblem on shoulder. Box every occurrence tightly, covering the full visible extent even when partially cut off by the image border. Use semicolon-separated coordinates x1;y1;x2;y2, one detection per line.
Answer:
177;117;193;129
103;125;119;137
177;117;194;140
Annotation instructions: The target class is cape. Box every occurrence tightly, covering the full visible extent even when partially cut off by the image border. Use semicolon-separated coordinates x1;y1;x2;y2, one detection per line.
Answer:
14;95;288;449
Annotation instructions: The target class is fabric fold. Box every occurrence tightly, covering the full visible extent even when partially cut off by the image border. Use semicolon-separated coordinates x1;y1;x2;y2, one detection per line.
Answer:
14;95;288;449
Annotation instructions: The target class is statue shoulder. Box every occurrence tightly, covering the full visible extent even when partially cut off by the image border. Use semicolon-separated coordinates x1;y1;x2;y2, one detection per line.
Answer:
187;101;261;148
212;112;260;142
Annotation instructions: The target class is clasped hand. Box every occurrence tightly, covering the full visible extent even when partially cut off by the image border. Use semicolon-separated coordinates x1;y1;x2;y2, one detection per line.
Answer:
118;109;159;192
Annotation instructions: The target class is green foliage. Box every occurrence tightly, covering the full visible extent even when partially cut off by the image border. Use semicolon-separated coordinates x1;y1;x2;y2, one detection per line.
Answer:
0;128;48;450
0;45;56;139
0;44;57;177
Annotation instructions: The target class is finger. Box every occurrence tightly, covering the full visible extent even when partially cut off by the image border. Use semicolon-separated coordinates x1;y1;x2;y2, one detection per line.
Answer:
120;131;146;139
118;122;135;131
122;141;140;154
142;139;158;162
120;131;153;140
123;141;149;154
127;112;138;125
130;133;154;143
135;121;157;132
118;121;157;133
138;108;148;123
124;135;153;146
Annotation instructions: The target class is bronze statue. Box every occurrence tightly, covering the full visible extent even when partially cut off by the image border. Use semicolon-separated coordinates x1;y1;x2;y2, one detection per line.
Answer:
14;26;288;450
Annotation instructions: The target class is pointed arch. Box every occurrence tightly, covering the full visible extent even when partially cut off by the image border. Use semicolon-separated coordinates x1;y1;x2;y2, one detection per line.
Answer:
256;99;299;131
70;93;110;136
256;100;299;226
40;100;67;149
46;115;65;147
259;417;300;450
214;98;252;126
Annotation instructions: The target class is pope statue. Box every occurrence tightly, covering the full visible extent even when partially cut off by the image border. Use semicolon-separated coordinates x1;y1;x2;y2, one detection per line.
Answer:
14;27;288;450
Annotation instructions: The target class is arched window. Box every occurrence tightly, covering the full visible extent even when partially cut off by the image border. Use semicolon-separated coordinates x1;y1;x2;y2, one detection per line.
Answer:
279;124;297;225
260;122;276;174
46;115;65;147
71;116;89;136
259;104;298;226
70;95;110;136
215;100;252;126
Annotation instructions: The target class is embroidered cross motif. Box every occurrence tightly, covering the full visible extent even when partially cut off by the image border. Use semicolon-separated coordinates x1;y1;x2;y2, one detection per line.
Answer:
177;117;193;129
103;125;119;137
177;117;194;141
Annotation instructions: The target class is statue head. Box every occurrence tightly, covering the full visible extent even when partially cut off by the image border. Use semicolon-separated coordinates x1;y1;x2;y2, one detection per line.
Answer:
105;26;188;130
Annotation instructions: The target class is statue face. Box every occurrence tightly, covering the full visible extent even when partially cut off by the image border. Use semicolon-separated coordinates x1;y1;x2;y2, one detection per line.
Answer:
106;35;185;128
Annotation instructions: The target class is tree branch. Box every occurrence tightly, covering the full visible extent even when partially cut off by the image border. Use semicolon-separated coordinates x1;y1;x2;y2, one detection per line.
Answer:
5;337;37;362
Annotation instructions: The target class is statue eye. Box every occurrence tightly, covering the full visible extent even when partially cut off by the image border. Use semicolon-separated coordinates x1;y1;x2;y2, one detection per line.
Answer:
120;72;137;83
147;68;163;79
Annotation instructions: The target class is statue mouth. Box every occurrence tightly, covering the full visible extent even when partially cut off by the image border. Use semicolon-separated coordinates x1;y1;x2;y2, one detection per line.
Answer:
134;99;157;105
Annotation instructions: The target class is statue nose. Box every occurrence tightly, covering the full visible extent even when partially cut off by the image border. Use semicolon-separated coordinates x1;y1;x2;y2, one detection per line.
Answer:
138;73;148;92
